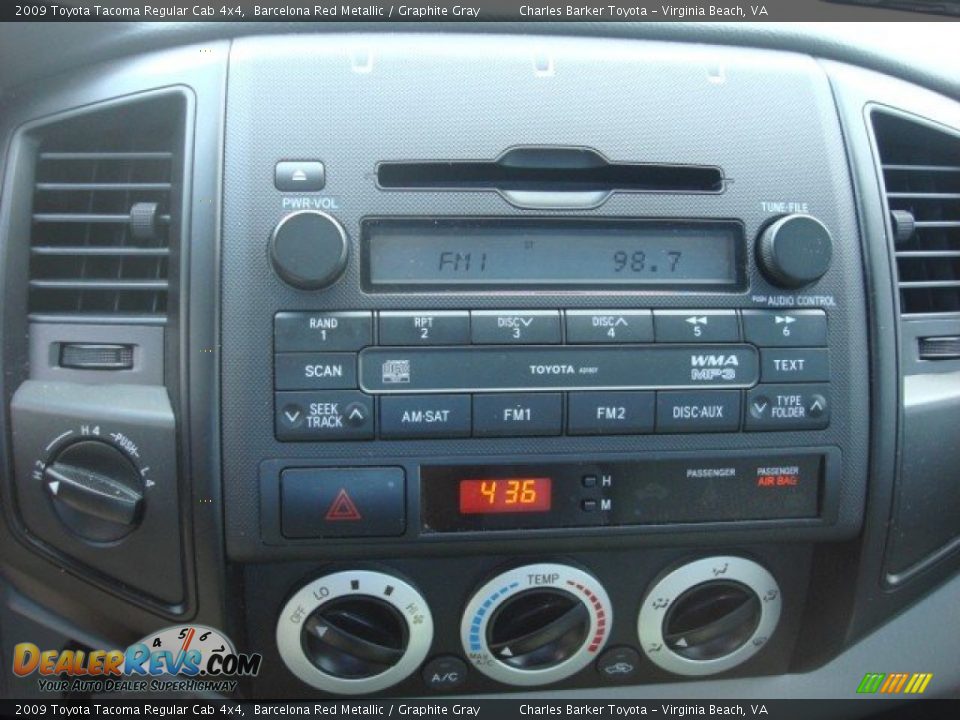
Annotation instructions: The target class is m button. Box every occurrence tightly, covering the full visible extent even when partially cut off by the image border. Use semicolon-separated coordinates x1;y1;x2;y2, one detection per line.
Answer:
280;467;405;538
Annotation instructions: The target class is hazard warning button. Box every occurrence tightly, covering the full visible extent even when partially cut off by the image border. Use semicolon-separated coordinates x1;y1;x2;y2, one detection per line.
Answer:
280;467;405;538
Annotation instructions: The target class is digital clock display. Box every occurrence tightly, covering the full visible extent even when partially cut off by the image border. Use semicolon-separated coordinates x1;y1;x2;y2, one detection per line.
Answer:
365;219;742;289
458;478;552;515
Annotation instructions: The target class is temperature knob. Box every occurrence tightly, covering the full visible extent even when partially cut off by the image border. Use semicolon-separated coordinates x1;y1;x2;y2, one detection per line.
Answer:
269;210;349;290
276;570;433;694
757;214;833;288
42;439;144;543
461;563;611;686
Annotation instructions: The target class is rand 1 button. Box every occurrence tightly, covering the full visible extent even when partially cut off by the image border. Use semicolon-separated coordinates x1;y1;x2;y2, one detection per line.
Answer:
565;310;654;344
275;352;357;390
379;311;470;345
471;310;561;344
568;391;655;435
760;348;830;383
275;390;374;441
656;390;741;433
745;384;830;431
274;311;372;352
380;395;471;439
280;467;404;538
473;393;563;437
741;309;827;347
653;310;740;342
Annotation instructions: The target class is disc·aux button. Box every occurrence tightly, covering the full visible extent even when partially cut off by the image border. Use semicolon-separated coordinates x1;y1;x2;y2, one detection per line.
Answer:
275;391;374;441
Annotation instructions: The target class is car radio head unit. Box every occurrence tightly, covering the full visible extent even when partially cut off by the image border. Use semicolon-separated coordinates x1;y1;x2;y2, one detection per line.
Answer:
217;35;870;572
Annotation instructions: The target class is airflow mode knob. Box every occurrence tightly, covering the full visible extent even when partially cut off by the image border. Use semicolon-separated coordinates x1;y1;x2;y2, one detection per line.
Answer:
276;571;433;694
638;556;781;677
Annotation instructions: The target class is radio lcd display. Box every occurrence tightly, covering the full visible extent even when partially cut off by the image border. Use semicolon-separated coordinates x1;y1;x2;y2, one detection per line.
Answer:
364;219;742;289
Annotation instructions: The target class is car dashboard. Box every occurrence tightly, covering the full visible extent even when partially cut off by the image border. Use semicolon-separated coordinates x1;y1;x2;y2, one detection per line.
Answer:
0;20;959;704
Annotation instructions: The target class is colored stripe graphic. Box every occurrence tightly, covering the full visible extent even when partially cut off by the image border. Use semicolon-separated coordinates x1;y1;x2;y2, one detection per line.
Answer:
857;672;932;694
857;673;885;694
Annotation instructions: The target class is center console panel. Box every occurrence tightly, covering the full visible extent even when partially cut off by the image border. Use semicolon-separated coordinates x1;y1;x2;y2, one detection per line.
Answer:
217;35;868;695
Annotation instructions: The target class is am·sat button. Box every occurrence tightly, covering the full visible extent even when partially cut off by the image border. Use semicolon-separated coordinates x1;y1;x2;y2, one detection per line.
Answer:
380;395;471;439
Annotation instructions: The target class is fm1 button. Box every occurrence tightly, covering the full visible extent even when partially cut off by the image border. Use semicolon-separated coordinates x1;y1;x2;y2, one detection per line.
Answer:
596;646;642;682
422;655;468;691
473;393;562;437
746;384;830;430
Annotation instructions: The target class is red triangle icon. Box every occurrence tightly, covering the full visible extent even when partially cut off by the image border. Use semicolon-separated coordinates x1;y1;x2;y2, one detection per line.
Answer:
324;488;363;521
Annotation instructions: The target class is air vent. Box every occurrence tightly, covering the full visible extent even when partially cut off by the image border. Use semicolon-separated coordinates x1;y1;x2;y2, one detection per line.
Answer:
27;93;185;324
872;109;960;315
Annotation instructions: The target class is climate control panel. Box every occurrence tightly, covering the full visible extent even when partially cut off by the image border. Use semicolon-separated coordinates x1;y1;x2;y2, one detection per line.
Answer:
271;556;787;695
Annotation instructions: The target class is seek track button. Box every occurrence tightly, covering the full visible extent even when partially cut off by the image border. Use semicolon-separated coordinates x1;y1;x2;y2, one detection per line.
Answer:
275;390;374;441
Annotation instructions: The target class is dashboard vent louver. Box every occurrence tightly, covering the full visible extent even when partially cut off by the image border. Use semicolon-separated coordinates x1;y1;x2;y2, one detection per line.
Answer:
872;109;960;315
27;94;185;324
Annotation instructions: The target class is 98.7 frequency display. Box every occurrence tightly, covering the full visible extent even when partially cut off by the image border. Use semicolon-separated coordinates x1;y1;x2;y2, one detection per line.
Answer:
366;219;742;288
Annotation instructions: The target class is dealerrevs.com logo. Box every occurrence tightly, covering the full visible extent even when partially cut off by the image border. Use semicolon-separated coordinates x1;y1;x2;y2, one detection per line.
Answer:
12;625;261;694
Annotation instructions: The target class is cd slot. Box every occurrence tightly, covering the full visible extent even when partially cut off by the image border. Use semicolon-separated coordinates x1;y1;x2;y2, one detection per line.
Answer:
377;148;723;206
